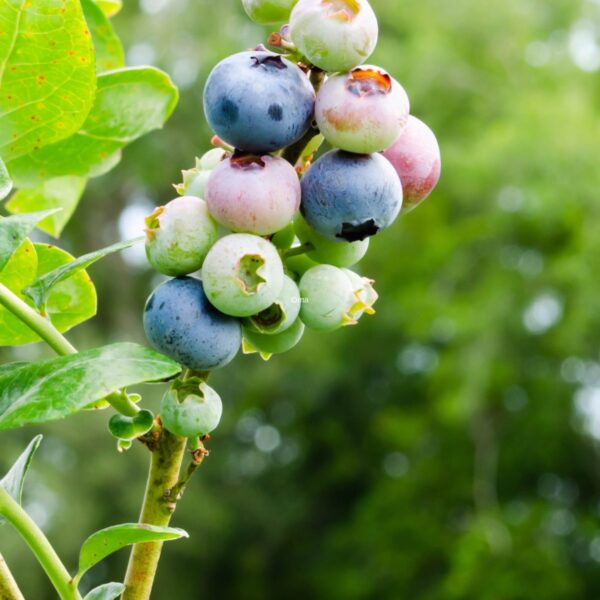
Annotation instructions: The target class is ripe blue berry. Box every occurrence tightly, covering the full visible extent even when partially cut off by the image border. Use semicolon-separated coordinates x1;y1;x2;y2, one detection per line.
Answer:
382;115;441;212
290;0;378;72
294;214;369;267
143;277;241;370
300;150;403;242
206;153;300;235
243;317;305;360
242;0;298;24
315;66;409;154
203;51;315;154
145;196;219;276
160;382;222;438
202;233;284;317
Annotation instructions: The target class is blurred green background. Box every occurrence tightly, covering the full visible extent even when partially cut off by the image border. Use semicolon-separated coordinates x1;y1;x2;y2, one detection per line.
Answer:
3;0;600;597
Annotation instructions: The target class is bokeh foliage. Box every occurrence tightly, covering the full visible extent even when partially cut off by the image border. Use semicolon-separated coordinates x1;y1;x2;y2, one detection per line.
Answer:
2;0;600;598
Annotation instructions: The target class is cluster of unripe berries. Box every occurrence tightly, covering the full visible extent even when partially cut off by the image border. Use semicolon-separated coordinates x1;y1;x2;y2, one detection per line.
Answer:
141;0;441;439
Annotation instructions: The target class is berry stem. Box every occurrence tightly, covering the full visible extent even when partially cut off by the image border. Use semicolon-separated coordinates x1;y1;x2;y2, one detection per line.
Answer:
0;487;80;600
121;429;188;600
0;553;25;600
281;69;325;167
283;242;314;258
0;283;140;417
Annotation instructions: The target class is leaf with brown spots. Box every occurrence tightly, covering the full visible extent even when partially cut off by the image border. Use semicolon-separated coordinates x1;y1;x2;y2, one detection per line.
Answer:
0;0;96;161
7;67;179;186
0;242;97;346
81;0;124;73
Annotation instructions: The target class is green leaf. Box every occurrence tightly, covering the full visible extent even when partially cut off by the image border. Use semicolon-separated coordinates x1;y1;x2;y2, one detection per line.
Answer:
83;583;126;600
0;0;96;161
0;342;181;430
82;0;125;73
6;177;86;237
0;209;60;271
0;362;27;377
76;524;188;582
0;243;97;346
23;237;143;309
94;0;122;18
8;67;179;186
0;435;42;525
0;158;11;200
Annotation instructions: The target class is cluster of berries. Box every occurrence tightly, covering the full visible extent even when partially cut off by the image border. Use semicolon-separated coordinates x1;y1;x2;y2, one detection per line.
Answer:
142;0;441;438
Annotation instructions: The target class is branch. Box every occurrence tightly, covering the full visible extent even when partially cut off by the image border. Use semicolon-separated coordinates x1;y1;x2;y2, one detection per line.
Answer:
121;429;188;600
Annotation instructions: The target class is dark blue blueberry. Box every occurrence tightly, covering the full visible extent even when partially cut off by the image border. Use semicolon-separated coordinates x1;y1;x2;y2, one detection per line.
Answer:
143;277;241;371
300;150;403;242
203;51;315;154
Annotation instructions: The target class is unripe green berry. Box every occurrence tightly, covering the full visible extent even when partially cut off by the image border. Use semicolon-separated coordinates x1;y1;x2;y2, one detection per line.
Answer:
160;382;222;438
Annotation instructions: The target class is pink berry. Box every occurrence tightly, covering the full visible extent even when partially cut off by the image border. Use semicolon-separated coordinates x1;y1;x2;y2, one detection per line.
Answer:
206;153;301;235
316;66;409;154
382;116;441;212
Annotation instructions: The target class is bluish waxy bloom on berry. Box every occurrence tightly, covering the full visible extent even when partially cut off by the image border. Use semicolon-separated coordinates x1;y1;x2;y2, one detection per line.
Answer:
245;275;301;334
242;0;298;24
206;153;300;235
300;149;403;242
242;317;305;360
316;66;410;154
290;0;378;72
143;277;241;370
203;51;315;154
202;233;284;317
174;148;227;199
294;214;369;267
161;381;222;438
145;196;219;277
382;115;442;212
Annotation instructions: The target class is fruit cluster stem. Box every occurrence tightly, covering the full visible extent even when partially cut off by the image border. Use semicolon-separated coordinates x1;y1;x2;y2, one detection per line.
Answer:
0;488;80;600
0;553;25;600
121;430;188;600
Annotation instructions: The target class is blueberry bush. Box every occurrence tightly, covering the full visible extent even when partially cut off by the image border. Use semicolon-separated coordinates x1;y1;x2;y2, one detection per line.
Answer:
0;1;441;598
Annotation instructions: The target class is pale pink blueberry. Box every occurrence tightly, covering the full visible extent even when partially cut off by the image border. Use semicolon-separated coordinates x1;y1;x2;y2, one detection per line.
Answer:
316;65;410;154
382;115;441;212
206;154;301;235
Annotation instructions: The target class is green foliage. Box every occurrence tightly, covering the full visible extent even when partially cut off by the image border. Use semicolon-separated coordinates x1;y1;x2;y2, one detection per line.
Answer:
6;177;86;237
0;436;41;525
94;0;122;18
0;243;97;345
0;210;59;271
7;67;179;187
0;159;11;200
76;524;188;582
0;0;96;161
0;342;181;430
81;0;125;73
83;582;126;600
23;237;142;309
